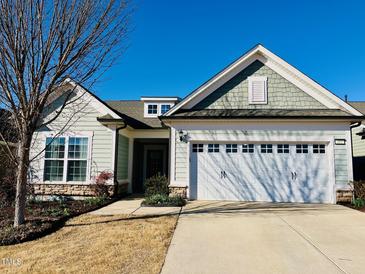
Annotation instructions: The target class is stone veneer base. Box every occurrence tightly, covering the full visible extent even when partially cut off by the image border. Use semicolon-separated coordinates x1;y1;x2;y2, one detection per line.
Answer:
169;186;188;198
169;187;353;204
336;190;353;203
31;184;117;197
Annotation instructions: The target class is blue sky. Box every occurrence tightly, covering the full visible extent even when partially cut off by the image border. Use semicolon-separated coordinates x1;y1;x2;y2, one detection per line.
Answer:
94;0;365;102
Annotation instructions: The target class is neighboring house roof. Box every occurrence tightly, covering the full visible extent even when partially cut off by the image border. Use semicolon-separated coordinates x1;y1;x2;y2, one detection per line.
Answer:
165;44;363;117
161;109;362;120
105;100;165;129
349;102;365;115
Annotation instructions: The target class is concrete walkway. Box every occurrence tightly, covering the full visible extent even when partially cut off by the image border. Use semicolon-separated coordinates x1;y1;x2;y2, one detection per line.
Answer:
162;201;365;274
89;197;181;216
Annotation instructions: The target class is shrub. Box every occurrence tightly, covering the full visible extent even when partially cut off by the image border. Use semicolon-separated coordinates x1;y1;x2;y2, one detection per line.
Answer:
144;174;169;197
84;196;108;207
352;198;365;208
44;208;66;217
93;171;113;197
142;194;186;207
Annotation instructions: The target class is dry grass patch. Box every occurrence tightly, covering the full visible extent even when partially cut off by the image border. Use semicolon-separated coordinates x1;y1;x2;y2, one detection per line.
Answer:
0;214;178;274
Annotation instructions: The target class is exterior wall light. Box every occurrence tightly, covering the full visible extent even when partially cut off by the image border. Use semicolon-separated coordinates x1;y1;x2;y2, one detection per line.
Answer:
178;130;189;143
335;139;346;145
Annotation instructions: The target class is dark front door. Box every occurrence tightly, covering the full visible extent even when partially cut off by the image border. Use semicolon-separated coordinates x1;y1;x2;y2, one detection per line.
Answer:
146;149;164;179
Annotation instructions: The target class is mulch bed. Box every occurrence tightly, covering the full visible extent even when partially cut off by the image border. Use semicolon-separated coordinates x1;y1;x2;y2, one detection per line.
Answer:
0;198;116;246
340;203;365;213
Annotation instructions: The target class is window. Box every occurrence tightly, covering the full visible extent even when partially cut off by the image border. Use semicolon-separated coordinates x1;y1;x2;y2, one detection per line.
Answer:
144;102;174;117
192;144;203;153
277;144;289;154
296;144;308;154
313;144;325;154
44;137;65;181
161;104;171;114
242;144;254;153
260;144;273;153
43;136;89;182
248;76;268;104
147;104;158;115
226;144;238;153
67;137;88;181
208;144;219;153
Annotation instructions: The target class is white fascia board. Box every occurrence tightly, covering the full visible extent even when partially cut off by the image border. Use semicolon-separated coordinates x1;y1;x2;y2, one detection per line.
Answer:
166;45;363;116
140;97;180;102
165;119;351;131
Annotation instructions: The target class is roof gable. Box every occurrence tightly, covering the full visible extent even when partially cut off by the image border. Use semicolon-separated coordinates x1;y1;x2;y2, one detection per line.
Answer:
165;44;362;116
193;60;326;110
45;79;123;120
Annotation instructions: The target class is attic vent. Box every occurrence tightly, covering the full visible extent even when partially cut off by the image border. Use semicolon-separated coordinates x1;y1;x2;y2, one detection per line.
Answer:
248;76;268;104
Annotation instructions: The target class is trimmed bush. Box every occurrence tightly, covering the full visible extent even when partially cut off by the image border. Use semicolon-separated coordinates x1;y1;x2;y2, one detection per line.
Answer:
144;174;169;197
142;194;186;207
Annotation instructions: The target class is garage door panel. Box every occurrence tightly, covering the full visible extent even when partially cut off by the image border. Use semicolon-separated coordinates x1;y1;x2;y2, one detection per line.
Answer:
190;143;332;203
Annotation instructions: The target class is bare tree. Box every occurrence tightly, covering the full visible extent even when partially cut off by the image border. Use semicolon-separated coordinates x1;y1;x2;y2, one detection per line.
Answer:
0;0;131;227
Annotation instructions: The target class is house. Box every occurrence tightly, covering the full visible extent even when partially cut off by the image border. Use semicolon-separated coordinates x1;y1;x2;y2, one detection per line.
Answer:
349;101;365;181
29;44;364;203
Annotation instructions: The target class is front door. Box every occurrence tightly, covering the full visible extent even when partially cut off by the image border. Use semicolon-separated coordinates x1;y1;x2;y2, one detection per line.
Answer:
146;149;164;179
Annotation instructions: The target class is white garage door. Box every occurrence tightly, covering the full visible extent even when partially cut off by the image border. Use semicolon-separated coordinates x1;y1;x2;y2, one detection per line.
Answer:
190;143;333;203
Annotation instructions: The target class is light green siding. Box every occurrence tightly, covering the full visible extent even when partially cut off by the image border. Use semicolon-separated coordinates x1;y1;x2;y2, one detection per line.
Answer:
30;93;114;183
352;125;365;157
174;129;349;188
194;60;326;110
117;135;129;180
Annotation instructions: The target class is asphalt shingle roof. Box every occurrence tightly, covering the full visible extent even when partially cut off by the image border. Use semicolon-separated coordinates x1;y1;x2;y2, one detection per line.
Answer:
105;101;165;129
349;102;365;115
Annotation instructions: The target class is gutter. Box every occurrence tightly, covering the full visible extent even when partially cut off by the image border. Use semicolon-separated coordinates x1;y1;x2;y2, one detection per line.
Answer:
160;115;365;121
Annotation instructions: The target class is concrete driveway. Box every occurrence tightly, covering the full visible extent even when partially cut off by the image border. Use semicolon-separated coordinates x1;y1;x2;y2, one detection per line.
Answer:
161;201;365;274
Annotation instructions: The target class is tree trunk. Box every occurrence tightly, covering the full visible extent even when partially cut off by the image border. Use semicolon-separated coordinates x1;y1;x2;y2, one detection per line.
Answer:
13;137;31;227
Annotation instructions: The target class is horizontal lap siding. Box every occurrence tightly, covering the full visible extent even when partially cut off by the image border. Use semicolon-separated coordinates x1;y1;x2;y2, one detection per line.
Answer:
175;134;188;182
30;100;113;183
352;125;365;157
117;135;129;180
174;129;349;187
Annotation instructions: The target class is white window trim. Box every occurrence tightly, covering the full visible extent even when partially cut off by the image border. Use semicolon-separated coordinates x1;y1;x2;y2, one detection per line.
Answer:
248;76;268;104
144;102;174;118
42;133;93;184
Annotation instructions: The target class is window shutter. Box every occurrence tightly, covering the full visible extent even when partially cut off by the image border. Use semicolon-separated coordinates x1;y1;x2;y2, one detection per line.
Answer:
248;76;267;104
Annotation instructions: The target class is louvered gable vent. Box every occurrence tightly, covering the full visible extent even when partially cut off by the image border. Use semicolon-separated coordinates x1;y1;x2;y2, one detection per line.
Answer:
248;76;267;104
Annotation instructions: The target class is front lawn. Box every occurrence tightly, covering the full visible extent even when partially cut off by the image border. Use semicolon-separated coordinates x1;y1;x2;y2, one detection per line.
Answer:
0;197;113;245
0;214;178;273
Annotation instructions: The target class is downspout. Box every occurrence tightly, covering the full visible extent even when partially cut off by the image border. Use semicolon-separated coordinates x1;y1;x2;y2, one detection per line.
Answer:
113;123;127;197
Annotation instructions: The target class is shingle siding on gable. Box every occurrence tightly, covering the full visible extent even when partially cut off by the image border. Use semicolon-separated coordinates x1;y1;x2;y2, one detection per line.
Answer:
193;60;326;110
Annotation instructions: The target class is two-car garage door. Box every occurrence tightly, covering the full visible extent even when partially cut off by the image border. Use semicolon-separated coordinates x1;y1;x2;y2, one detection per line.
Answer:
190;143;333;203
